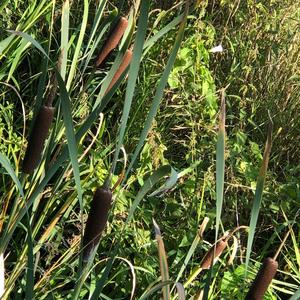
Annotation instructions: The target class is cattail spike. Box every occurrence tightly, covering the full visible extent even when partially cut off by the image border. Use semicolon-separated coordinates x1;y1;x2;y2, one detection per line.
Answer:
245;257;278;300
95;17;128;67
82;187;112;262
200;239;228;269
105;49;132;94
22;105;55;174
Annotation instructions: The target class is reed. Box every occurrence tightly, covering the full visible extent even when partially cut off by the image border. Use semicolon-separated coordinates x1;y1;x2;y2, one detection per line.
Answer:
22;105;55;174
245;257;278;300
95;17;128;67
82;187;112;262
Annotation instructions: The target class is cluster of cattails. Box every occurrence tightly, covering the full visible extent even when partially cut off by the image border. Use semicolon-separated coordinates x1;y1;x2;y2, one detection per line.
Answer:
23;17;129;173
81;17;129;260
94;16;132;94
82;187;112;262
199;236;278;299
245;257;278;300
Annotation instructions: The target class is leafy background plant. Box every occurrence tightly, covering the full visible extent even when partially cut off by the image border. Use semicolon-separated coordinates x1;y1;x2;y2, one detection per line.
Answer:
0;0;299;299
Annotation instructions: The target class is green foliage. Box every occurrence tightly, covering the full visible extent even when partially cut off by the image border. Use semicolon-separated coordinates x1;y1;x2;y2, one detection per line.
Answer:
0;0;299;299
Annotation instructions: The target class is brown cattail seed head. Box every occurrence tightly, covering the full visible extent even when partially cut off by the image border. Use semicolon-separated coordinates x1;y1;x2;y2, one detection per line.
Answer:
245;257;278;300
22;105;54;174
82;187;112;261
105;49;132;94
95;17;128;67
201;239;228;269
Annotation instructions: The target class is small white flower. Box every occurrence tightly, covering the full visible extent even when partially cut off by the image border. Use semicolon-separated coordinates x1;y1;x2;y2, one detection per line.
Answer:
209;44;223;53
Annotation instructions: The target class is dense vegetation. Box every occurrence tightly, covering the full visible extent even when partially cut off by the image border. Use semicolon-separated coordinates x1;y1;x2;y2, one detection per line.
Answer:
0;1;299;299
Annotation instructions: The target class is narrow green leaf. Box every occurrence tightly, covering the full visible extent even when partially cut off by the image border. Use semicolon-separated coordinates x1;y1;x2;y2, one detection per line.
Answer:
61;0;70;80
92;47;126;110
7;38;31;81
149;167;178;197
175;234;200;284
55;69;83;206
111;0;149;176
124;3;189;179
82;0;107;60
66;0;88;90
0;153;24;198
7;30;49;59
245;114;274;272
143;14;183;52
0;35;14;56
289;288;300;300
125;165;175;224
139;281;174;300
25;219;34;300
81;13;112;74
215;89;226;241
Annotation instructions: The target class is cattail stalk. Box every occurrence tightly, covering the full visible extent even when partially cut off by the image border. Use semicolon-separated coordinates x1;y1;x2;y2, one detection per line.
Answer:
82;187;112;262
200;238;228;269
245;257;278;300
23;69;58;174
184;238;228;288
95;17;128;67
22;105;55;173
105;49;132;94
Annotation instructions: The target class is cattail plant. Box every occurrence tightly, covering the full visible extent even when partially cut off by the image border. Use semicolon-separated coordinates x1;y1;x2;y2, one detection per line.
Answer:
105;48;133;94
82;187;112;262
184;233;230;288
200;238;228;269
95;16;128;67
22;72;58;174
245;228;291;300
22;105;55;173
245;257;278;300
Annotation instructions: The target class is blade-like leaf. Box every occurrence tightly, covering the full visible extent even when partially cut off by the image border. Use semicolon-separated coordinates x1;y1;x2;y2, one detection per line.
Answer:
61;0;69;80
110;0;149;177
153;219;170;300
215;89;226;241
139;281;174;300
66;0;88;90
0;153;24;198
175;217;209;285
289;288;300;300
0;35;14;56
245;113;274;272
124;2;189;179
